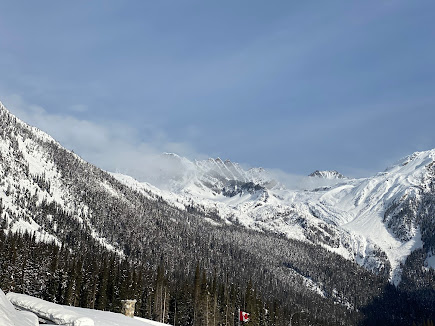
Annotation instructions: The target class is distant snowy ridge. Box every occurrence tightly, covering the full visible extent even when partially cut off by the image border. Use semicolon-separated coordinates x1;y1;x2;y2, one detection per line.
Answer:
146;153;278;193
112;149;435;284
309;170;346;179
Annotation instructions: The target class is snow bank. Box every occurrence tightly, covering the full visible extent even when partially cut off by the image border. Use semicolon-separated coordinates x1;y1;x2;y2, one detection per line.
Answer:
6;292;94;326
0;289;39;326
65;306;171;326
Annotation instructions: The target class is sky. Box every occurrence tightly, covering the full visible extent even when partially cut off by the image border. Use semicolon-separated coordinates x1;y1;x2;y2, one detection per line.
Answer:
1;1;434;180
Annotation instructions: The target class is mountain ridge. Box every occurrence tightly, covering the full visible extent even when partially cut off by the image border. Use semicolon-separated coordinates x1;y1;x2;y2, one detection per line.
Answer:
308;170;346;179
114;149;435;284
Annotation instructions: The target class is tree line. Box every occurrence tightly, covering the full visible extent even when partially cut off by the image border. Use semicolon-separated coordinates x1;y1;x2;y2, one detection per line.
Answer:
0;229;303;326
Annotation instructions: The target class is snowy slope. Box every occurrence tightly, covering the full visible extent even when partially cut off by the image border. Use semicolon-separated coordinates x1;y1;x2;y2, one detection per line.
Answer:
112;150;435;284
1;290;169;326
66;307;169;326
0;103;81;241
0;289;39;326
0;102;137;256
307;151;435;283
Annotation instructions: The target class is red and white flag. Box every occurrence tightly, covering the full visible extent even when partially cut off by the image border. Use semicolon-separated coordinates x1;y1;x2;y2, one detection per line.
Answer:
239;310;250;322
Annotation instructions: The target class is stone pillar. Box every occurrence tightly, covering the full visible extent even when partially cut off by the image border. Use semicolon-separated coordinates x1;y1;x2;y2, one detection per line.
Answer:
121;299;137;318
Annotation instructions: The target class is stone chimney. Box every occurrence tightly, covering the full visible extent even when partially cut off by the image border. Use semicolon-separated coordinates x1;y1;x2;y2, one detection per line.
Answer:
121;299;137;318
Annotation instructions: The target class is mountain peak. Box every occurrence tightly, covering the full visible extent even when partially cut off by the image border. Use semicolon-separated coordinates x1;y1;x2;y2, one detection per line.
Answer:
162;152;181;158
0;101;61;148
0;101;8;112
384;149;435;173
308;170;345;179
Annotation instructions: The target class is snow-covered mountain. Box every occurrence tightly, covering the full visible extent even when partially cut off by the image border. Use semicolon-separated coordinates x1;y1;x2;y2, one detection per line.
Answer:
308;170;346;179
3;101;377;325
1;100;434;325
112;149;435;285
142;153;277;194
1;99;434;284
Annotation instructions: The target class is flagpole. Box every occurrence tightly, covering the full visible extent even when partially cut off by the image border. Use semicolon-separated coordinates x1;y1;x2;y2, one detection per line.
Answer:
238;308;240;326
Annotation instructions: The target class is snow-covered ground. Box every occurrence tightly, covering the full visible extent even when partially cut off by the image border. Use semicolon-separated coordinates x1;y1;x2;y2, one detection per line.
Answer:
1;290;169;326
0;290;39;326
65;307;169;326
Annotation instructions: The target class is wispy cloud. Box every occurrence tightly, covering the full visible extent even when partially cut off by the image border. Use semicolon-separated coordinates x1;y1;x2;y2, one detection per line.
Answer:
2;94;205;182
3;94;323;188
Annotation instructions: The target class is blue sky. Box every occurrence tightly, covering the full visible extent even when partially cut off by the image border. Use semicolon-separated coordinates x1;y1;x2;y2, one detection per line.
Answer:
1;1;434;179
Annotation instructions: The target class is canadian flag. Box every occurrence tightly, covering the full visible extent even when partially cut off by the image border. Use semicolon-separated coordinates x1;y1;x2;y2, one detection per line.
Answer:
239;310;250;322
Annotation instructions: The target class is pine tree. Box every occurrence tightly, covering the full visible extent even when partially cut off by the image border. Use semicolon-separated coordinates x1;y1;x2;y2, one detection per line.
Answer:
245;279;260;326
153;262;168;322
96;256;109;310
193;263;201;326
200;269;209;326
45;245;60;302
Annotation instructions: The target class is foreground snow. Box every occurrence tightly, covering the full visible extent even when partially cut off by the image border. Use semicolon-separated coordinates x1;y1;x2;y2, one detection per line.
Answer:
7;292;94;326
1;290;169;326
65;306;170;326
0;290;38;326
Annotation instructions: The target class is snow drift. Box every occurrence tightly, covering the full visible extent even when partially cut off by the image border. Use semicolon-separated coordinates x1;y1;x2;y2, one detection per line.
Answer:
0;289;38;326
6;292;94;326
